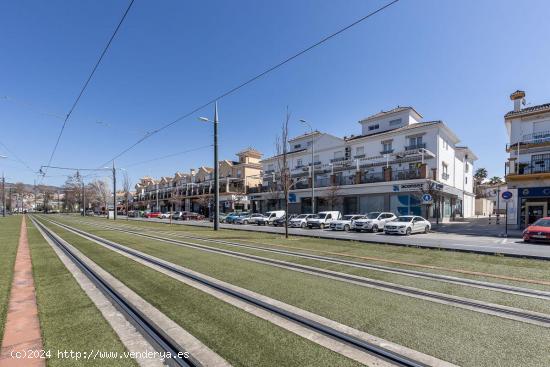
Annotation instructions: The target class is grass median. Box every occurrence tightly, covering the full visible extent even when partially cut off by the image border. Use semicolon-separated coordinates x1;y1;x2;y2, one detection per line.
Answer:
0;216;21;346
45;216;550;367
27;219;137;367
38;219;362;367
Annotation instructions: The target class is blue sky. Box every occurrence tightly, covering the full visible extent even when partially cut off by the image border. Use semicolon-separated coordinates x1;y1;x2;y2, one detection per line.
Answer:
1;0;549;186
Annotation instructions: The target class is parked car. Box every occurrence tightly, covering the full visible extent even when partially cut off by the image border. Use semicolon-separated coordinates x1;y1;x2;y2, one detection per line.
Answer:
384;215;431;235
288;214;316;228
272;214;297;227
226;212;249;224
85;209;95;216
329;214;364;231
353;212;396;232
209;213;229;223
127;210;137;218
172;211;184;220
145;211;162;219
235;213;265;225
306;211;341;229
159;212;172;219
181;212;204;220
523;217;550;243
256;210;286;226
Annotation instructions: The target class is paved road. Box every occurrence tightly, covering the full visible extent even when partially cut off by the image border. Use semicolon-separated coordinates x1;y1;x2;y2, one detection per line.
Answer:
121;217;550;260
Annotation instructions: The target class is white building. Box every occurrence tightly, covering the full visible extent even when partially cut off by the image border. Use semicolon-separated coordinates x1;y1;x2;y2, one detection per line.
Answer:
505;90;550;228
253;106;477;221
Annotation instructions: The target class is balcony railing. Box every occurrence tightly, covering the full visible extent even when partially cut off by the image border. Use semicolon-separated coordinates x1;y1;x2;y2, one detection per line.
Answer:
441;172;450;180
363;172;385;183
330;157;347;163
380;149;394;155
405;143;426;150
516;164;550;175
392;169;422;181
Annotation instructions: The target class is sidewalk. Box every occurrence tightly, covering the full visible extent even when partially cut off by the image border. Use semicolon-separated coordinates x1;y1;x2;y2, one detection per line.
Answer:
0;216;45;367
430;217;522;238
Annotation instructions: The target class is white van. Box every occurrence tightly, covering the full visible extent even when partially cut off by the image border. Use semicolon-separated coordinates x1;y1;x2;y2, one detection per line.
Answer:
306;211;341;229
256;210;285;225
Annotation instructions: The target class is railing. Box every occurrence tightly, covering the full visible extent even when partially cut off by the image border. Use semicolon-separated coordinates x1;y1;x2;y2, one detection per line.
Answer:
363;172;385;183
380;149;394;155
517;164;550;175
330;157;347;163
391;169;422;181
405;143;426;150
523;130;550;144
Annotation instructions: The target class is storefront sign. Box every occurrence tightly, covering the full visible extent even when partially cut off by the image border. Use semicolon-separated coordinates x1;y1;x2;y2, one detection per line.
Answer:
518;187;550;197
288;193;297;203
393;183;425;192
231;195;249;202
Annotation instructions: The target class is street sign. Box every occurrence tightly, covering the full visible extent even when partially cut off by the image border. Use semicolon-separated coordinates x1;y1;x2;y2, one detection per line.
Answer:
422;193;433;204
501;191;513;201
288;193;297;203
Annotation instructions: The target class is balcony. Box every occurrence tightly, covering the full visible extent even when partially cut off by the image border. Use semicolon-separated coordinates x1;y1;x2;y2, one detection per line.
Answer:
363;172;385;183
441;172;450;180
380;149;394;155
392;169;422;181
330;157;347;163
507;131;550;151
405;143;426;151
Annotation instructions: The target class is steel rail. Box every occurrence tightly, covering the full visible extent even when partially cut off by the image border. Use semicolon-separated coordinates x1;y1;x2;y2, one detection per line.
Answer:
30;217;199;367
38;216;430;367
83;219;550;300
46;217;550;329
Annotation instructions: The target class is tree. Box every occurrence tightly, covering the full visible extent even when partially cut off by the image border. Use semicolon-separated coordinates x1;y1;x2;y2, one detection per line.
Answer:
122;171;132;219
90;179;111;214
488;176;503;185
275;107;291;238
473;168;488;197
324;178;341;210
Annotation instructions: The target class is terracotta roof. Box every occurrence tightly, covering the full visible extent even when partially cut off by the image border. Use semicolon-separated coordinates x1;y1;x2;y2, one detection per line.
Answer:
346;121;441;141
504;103;550;118
359;106;422;123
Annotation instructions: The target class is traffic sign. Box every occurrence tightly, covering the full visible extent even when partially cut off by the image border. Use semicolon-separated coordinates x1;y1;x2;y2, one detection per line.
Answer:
501;191;513;201
422;193;433;204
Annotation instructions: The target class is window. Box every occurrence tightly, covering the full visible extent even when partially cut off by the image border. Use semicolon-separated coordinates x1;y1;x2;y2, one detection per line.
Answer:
382;141;392;153
293;144;301;149
297;158;303;167
389;118;402;126
409;136;423;146
355;146;364;156
442;163;449;180
465;176;468;184
306;141;312;147
465;162;469;173
368;124;379;131
334;151;344;159
236;169;242;178
443;140;448;150
267;164;274;172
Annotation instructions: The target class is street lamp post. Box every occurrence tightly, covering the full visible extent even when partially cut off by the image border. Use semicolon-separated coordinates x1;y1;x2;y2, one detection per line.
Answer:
199;102;220;231
1;155;7;217
299;120;315;213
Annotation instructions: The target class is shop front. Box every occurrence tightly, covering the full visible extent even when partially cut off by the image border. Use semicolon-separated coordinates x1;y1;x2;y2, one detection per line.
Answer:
518;187;550;228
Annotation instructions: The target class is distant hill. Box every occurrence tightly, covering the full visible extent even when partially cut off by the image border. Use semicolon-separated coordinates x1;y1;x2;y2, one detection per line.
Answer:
3;182;62;192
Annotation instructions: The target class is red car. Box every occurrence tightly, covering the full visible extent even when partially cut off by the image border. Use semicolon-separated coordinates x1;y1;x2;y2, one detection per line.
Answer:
523;217;550;243
145;211;162;219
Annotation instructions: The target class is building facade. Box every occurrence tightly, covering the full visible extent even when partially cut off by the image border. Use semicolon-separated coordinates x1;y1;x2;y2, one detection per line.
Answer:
133;148;262;215
251;107;477;221
504;90;550;228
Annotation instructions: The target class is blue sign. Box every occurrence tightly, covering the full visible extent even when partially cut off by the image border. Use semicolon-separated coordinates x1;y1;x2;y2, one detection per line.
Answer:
501;191;513;200
518;187;550;197
288;193;297;203
392;185;400;192
422;193;432;202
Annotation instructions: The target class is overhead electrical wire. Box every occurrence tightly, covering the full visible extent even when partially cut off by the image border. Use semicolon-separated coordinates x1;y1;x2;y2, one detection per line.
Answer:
99;0;400;167
41;0;135;181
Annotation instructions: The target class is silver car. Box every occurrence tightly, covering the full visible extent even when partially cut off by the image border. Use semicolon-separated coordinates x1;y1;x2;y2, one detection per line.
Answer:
353;212;396;232
384;216;431;235
329;215;364;231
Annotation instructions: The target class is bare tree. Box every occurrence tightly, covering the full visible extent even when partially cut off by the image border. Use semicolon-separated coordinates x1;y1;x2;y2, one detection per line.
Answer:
324;179;342;210
122;171;132;220
275;107;291;238
90;179;111;215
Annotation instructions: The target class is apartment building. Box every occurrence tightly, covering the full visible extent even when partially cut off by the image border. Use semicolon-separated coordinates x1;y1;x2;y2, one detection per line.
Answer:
504;90;550;228
133;148;262;214
252;107;477;221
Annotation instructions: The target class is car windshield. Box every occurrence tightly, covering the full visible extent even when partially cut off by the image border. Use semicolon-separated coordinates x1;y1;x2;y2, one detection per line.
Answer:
343;215;355;220
366;212;381;219
533;219;550;227
295;214;308;219
317;213;327;219
395;216;414;222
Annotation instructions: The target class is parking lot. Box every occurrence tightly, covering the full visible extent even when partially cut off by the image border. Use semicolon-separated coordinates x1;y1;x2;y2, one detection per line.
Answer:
125;216;550;260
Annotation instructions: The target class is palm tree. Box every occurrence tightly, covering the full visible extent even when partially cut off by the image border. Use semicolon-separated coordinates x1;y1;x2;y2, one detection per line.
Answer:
488;176;503;185
473;168;488;197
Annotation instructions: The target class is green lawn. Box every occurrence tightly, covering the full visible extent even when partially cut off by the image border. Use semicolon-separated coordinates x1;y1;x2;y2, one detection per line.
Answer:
78;216;550;290
27;219;138;367
0;216;21;346
44;216;550;367
38;220;362;367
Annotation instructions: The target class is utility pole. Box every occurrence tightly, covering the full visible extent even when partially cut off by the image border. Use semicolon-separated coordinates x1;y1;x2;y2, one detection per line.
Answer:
213;102;219;231
113;161;117;220
1;173;5;217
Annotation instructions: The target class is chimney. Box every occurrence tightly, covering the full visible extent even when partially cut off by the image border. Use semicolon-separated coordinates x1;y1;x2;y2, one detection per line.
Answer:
510;90;525;112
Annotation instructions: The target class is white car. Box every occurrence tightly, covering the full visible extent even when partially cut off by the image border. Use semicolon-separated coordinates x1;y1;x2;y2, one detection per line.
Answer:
159;212;172;219
353;212;396;232
329;215;364;231
384;216;431;235
307;211;341;229
235;213;265;225
289;214;316;228
256;210;286;225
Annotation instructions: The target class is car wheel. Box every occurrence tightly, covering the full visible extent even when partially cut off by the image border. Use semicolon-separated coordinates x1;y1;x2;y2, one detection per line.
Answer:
243;220;248;225
406;227;412;236
371;225;378;233
424;225;430;234
320;223;325;229
344;224;350;232
301;222;306;229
